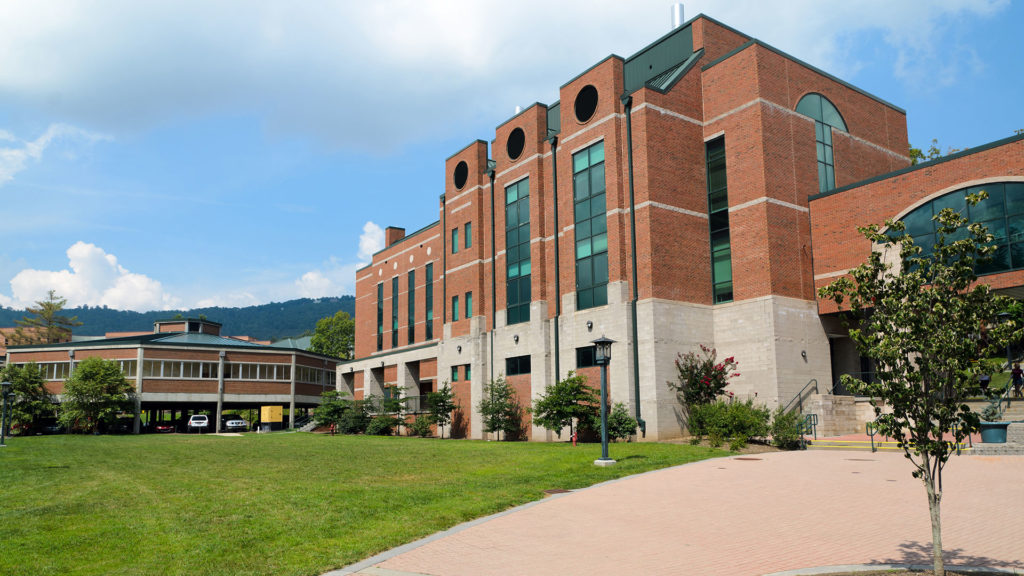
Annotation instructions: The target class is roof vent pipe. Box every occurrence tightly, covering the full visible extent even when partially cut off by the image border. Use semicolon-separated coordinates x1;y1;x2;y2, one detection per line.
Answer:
671;3;684;29
515;105;522;114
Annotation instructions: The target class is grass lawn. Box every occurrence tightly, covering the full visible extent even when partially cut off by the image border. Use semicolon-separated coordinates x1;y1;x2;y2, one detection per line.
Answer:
0;433;726;576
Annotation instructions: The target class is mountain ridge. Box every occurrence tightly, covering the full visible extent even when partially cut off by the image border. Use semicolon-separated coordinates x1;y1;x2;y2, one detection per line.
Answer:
0;296;355;341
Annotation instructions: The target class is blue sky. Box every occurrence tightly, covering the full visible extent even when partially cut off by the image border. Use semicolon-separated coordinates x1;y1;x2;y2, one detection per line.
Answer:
1;0;1022;312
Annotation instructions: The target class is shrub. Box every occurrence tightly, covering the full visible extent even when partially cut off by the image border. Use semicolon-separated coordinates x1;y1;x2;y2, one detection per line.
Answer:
365;415;399;436
606;402;638;442
689;399;769;450
770;407;804;450
668;345;739;409
408;415;434;437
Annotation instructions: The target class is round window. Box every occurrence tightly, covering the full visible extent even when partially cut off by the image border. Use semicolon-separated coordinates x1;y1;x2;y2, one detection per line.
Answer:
574;85;599;123
506;127;525;160
453;160;469;189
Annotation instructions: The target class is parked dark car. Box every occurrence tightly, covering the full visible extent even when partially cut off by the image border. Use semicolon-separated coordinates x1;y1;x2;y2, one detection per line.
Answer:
221;415;248;432
154;423;176;434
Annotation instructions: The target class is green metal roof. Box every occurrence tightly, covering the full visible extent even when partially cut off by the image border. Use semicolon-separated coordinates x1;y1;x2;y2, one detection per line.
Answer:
623;22;694;94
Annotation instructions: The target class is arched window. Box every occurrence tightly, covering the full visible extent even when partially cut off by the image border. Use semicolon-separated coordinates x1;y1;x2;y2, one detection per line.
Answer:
796;93;847;193
900;182;1024;275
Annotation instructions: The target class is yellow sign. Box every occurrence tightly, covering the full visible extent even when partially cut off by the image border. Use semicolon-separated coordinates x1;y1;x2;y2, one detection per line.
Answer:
261;405;283;423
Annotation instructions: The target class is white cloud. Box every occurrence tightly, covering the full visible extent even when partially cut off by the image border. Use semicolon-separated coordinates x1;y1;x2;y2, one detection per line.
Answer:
290;221;385;299
4;241;180;312
357;221;385;263
194;291;260;309
0;1;1004;151
0;123;110;186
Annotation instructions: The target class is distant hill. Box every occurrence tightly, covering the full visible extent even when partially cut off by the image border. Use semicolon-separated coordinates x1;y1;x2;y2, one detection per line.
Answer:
0;296;355;341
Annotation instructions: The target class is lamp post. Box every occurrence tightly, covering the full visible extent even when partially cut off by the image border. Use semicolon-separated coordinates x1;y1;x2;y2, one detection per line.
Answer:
1;381;11;447
592;336;616;466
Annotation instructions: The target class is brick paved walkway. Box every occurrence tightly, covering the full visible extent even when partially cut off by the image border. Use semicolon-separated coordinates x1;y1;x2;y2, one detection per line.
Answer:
331;450;1024;576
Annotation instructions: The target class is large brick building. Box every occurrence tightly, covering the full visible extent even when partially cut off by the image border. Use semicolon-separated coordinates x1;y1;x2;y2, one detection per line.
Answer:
6;318;340;433
342;13;1024;440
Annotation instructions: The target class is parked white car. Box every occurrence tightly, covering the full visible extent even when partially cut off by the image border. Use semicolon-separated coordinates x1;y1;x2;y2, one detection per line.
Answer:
187;415;209;433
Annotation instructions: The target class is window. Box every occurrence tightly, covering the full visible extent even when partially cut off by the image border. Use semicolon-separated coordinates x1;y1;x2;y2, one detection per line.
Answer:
452;295;459;321
706;137;733;304
576;346;597;368
452;227;459;254
505;177;531;324
391;276;399;348
506;355;531;376
408;270;416;344
465;222;472;249
796;93;847;194
376;283;384;351
901;182;1024;276
451;365;459;382
573;141;608;310
425;263;434;339
465;291;472;318
465;363;471;381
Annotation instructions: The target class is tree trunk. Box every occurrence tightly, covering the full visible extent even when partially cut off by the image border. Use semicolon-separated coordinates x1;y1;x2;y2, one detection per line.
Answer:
926;477;944;576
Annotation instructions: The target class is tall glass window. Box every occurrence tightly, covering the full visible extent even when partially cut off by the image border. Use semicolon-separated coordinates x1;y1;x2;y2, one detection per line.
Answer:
425;263;434;339
465;291;472;318
376;283;384;351
796;93;847;194
465;222;472;249
505;177;531;324
452;295;459;321
902;182;1024;275
452;228;459;254
706;137;733;303
408;269;415;344
573;141;608;310
391;276;399;348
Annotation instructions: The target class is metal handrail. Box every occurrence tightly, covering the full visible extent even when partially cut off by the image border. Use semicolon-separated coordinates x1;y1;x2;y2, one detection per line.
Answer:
781;379;818;415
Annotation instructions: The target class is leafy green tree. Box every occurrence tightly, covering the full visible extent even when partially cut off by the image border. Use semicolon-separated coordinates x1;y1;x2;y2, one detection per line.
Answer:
58;357;136;434
0;362;57;434
819;190;1017;576
10;290;82;345
531;371;598;439
426;381;455;438
309;310;354;359
478;376;523;441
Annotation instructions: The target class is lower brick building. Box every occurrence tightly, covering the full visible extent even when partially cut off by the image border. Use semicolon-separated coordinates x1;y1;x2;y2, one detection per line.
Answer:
342;13;1023;440
6;318;341;432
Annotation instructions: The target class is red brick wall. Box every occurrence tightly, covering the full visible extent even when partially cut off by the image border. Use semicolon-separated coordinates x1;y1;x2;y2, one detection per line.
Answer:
811;138;1024;313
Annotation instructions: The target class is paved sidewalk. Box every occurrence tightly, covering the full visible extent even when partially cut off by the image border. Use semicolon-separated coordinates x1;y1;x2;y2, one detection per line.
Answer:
331;450;1024;576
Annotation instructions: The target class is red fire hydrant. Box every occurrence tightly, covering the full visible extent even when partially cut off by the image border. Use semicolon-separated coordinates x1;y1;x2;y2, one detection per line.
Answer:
572;430;577;447
330;423;336;437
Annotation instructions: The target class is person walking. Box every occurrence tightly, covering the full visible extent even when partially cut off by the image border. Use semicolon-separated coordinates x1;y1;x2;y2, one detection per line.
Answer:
1012;362;1023;399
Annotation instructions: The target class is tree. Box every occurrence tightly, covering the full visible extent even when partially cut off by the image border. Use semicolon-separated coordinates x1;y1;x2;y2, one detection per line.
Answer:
819;190;1016;576
668;345;739;409
478;376;523;441
58;357;136;434
0;362;57;434
10;290;82;345
309;310;354;359
909;139;966;165
426;381;455;438
531;371;598;439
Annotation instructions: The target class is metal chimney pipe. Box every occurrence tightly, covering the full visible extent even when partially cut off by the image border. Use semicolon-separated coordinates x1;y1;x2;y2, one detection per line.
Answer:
671;3;684;29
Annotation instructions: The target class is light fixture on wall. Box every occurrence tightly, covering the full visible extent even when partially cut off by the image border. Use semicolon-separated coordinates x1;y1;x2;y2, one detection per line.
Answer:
586;320;594;332
514;335;519;344
380;361;385;368
457;345;462;354
801;350;807;361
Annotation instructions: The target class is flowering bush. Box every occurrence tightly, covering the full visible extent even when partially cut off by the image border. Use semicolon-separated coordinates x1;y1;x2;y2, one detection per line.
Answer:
668;345;740;408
